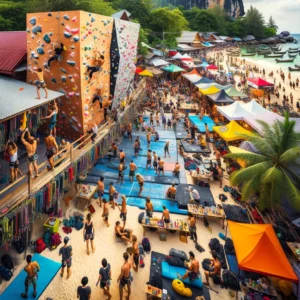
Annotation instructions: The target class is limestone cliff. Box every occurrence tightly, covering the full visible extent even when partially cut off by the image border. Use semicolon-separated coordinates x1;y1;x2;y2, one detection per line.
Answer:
165;0;245;18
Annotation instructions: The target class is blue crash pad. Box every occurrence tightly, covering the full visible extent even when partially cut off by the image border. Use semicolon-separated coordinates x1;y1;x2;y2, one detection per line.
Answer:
161;261;203;288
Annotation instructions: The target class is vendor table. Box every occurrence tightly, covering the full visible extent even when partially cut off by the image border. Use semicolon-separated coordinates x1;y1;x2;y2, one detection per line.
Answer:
188;204;225;229
76;184;97;211
145;285;163;300
190;169;212;184
240;279;278;299
287;242;300;263
141;218;189;243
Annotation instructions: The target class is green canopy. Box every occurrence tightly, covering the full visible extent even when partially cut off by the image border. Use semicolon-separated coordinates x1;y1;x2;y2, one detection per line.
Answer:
162;64;185;73
225;87;247;98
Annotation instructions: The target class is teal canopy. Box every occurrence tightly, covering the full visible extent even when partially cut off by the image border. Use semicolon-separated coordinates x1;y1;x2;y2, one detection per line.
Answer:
162;64;185;73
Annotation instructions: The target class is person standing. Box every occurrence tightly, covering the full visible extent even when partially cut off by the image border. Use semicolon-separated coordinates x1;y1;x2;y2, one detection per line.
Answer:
129;160;137;182
109;182;117;210
102;198;110;227
117;252;132;300
59;237;72;279
127;122;132;142
134;139;139;158
43;101;58;137
150;113;154;126
214;147;221;166
132;235;139;272
118;195;127;227
28;67;48;99
187;212;197;243
117;162;124;184
153;151;158;173
77;276;91;300
162;206;171;227
96;259;112;300
173;162;180;175
164;141;170;158
217;164;224;188
136;174;145;196
158;157;164;176
5;140;23;183
119;150;125;163
97;177;104;207
87;122;98;144
146;149;152;169
162;115;167;130
21;128;39;178
83;214;95;255
21;255;40;299
147;131;151;148
145;197;153;217
156;112;160;126
44;130;59;171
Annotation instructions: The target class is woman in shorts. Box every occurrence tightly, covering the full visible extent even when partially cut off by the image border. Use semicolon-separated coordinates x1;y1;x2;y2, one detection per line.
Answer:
83;214;95;255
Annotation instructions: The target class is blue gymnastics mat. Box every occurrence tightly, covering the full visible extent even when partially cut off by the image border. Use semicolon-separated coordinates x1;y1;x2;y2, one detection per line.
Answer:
226;254;245;280
0;254;61;299
189;116;215;132
127;197;188;215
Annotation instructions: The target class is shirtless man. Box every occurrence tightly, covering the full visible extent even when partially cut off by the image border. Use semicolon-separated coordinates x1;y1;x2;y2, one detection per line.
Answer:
187;212;197;243
145;197;153;217
178;251;200;281
136;174;144;196
117;162;124;184
115;221;131;243
153;151;158;173
119;150;125;164
173;162;180;175
118;195;127;227
44;130;59;171
127;122;132;142
214;147;221;166
146;150;152;169
21;255;40;298
109;182;116;209
162;206;170;227
147;132;151;148
118;252;132;300
203;251;221;287
28;67;48;99
97;176;104;207
164;141;170;158
134;139;139;158
129;160;137;183
102;198;110;227
21;128;39;178
158;157;164;176
132;235;139;272
166;184;177;201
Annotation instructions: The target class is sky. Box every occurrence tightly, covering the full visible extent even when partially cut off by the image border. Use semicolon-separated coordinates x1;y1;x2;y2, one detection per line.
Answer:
244;0;300;34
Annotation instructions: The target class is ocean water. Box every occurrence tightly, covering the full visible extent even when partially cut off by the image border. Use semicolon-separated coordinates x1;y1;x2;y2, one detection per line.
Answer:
240;34;300;71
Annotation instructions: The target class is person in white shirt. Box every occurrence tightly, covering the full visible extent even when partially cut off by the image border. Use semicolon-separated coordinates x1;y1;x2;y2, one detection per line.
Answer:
87;122;98;144
186;187;200;204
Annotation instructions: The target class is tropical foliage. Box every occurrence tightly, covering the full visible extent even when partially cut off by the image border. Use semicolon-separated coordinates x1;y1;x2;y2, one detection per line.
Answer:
226;114;300;210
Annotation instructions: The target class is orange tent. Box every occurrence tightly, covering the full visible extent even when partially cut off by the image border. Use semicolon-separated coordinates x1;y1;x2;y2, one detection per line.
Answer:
185;68;201;76
228;221;298;282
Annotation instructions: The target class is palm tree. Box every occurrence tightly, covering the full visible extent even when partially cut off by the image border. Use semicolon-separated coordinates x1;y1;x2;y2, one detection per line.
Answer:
268;16;278;31
226;113;300;210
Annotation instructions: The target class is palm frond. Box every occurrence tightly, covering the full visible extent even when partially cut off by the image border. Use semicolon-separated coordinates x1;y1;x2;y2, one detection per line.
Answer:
240;176;260;201
258;182;281;210
279;147;300;166
256;119;281;151
241;135;277;158
225;152;270;166
279;115;299;152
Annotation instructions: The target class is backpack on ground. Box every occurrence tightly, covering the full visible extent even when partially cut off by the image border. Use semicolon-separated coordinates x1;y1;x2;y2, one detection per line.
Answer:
138;212;144;224
51;233;62;249
138;244;145;256
1;254;14;270
169;248;188;261
139;254;145;268
142;237;151;253
43;230;52;246
14;239;25;254
36;238;46;253
209;238;220;252
0;266;13;281
222;270;239;290
167;256;185;268
212;274;221;285
202;258;214;272
224;238;235;255
88;204;95;214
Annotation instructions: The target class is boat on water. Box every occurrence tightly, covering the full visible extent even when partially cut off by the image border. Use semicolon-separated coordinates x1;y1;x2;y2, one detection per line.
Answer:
273;51;286;54
264;54;284;58
242;53;256;56
288;49;300;53
289;47;299;50
288;53;298;58
257;51;272;55
288;66;300;72
276;58;295;63
295;65;300;68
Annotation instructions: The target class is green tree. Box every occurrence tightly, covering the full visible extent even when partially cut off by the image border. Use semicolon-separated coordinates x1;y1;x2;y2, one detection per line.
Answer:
226;113;300;210
244;6;265;39
208;5;228;35
193;10;218;32
183;6;201;31
137;27;150;56
267;16;278;31
264;26;276;38
226;18;246;37
0;1;27;31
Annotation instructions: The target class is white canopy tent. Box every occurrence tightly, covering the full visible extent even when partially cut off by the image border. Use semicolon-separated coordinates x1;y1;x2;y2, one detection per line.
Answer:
241;99;270;115
149;57;169;67
170;52;184;59
217;102;251;120
182;73;202;83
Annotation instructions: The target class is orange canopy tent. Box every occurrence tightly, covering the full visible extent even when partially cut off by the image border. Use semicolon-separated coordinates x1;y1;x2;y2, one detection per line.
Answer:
228;221;298;282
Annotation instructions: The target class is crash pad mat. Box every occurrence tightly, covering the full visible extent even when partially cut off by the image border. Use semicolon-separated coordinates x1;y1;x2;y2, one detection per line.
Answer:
180;140;211;153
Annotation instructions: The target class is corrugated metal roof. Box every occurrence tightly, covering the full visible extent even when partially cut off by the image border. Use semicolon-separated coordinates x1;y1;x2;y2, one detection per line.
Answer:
0;31;27;74
0;76;64;122
112;10;131;20
177;31;199;43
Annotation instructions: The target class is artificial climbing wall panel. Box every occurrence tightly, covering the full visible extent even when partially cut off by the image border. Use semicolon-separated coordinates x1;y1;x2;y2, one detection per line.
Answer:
110;22;120;97
27;11;83;140
112;19;139;108
79;11;113;132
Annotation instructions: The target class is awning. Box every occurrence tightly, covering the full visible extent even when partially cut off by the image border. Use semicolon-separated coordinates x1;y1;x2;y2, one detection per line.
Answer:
147;67;163;76
228;221;298;282
182;69;201;83
228;146;251;167
162;64;185;73
217;101;251;120
207;64;218;70
207;89;234;103
139;70;153;76
149;57;169;67
181;53;193;61
170;53;183;59
202;42;214;47
199;86;220;95
213;121;254;141
194;77;214;86
247;77;274;89
225;87;247;98
0;75;64;122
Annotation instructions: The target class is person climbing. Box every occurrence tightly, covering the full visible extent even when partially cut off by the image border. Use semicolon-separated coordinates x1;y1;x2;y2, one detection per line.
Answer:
83;214;95;255
28;67;48;100
86;50;105;83
59;236;72;279
44;129;59;171
5;140;22;183
92;88;103;110
21;255;40;299
46;42;64;68
21;128;39;178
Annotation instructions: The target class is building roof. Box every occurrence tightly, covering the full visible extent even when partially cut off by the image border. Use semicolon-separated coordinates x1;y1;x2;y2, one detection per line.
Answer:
176;44;199;51
243;35;255;41
0;76;64;122
0;31;27;75
176;31;200;44
111;10;131;20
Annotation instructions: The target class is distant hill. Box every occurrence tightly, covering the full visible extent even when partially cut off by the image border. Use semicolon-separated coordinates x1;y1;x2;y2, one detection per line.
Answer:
159;0;245;18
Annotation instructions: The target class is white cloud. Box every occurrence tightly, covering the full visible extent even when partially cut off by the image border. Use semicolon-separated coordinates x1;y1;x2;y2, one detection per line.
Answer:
243;0;300;33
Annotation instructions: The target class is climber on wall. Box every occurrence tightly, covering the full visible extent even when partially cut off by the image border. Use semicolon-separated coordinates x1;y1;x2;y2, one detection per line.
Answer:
91;88;103;110
86;49;105;83
46;42;65;68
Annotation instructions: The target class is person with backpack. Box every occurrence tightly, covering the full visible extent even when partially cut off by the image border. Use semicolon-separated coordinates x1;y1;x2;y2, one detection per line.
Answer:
203;251;221;287
131;235;139;273
96;258;111;300
83;214;95;255
77;276;91;300
59;237;72;279
21;255;40;299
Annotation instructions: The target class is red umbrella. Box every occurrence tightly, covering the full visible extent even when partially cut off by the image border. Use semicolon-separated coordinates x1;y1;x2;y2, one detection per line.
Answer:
135;66;143;74
207;64;218;70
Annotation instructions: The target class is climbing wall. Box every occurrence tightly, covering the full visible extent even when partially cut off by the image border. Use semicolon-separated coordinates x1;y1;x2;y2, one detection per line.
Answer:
26;11;113;139
110;21;120;98
112;19;139;108
79;11;113;132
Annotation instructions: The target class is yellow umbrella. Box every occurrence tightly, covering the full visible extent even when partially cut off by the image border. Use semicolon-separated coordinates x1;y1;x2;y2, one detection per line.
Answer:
199;85;220;95
228;146;251;167
139;69;153;77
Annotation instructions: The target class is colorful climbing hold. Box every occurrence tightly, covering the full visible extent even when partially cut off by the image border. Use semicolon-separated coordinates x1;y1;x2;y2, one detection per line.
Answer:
31;52;39;59
32;26;42;35
71;28;79;34
43;34;51;43
91;17;95;23
61;76;67;83
60;68;67;74
36;47;44;54
66;60;76;66
51;78;57;84
63;15;70;20
73;36;79;42
72;16;77;22
29;18;36;26
64;32;72;38
48;13;52;17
